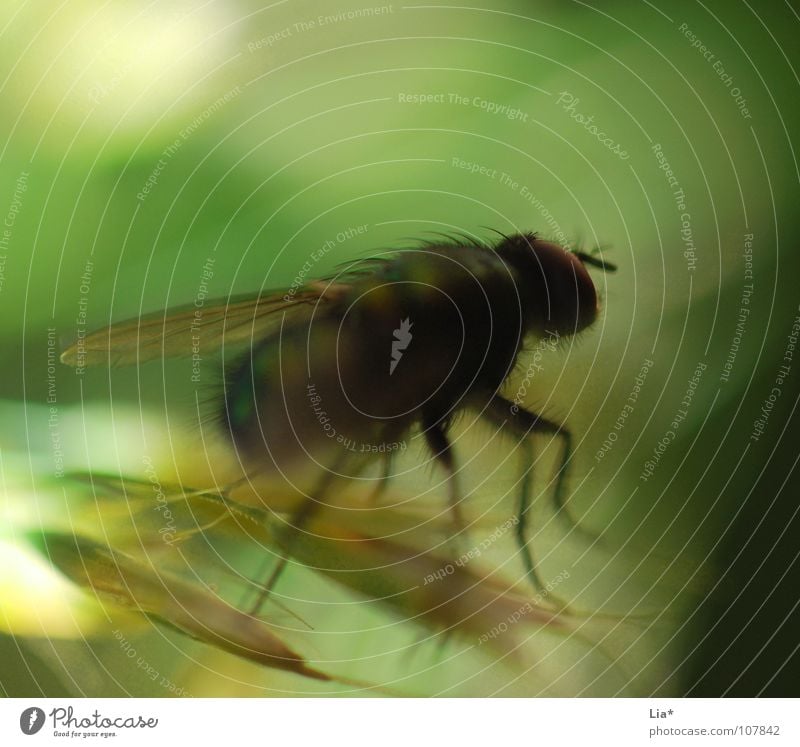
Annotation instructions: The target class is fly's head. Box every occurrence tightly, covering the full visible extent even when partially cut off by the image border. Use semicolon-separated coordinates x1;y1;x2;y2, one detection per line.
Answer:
495;233;616;338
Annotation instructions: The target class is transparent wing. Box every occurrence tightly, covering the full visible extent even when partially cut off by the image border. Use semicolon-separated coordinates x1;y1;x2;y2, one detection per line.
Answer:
60;285;334;368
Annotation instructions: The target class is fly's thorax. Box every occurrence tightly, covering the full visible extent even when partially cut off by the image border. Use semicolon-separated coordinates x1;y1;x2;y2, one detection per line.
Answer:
329;249;527;416
496;235;600;337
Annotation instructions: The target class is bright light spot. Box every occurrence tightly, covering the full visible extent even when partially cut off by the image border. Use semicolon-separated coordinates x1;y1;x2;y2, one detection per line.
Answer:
0;538;104;638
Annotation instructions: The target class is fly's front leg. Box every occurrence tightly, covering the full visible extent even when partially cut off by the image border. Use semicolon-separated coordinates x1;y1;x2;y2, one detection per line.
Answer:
422;417;466;542
485;395;574;520
483;395;574;599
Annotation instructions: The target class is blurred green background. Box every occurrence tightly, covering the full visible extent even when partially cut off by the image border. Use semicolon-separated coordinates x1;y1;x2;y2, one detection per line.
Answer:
1;0;799;696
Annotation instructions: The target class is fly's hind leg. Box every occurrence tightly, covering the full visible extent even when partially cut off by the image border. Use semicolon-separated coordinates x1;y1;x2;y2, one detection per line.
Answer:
484;395;575;601
514;436;545;593
367;453;393;504
247;498;319;615
422;416;467;545
246;461;343;616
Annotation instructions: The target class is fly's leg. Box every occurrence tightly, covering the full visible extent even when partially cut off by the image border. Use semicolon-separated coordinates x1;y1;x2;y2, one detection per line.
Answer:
247;499;318;615
178;468;265;504
367;454;393;504
484;395;574;600
422;417;466;544
485;395;574;524
515;436;545;593
246;465;341;616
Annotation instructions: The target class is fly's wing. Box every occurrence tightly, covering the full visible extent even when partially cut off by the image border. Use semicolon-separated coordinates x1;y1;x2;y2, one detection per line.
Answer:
60;285;334;368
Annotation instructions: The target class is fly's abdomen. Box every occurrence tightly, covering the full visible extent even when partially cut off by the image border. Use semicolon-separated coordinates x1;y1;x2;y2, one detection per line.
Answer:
222;316;415;480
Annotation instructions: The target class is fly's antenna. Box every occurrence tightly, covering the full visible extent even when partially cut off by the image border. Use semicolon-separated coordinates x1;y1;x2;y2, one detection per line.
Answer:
573;249;617;273
566;232;616;272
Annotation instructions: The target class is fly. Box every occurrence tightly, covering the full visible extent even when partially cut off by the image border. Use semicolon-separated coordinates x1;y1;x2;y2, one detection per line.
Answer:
61;232;615;607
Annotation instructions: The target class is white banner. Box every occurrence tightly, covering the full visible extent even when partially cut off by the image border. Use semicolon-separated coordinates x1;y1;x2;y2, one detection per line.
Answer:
0;698;794;746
